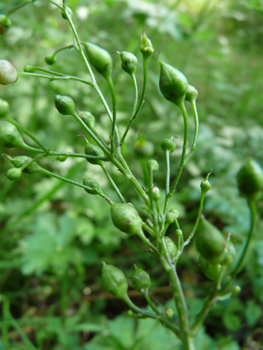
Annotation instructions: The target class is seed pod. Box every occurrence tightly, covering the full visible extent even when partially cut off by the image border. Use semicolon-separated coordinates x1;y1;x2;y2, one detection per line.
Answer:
166;211;175;225
84;143;104;165
164;236;177;261
175;229;183;238
54;95;75;116
200;179;211;194
84;42;112;79
0;121;26;148
152;187;161;201
0;98;9;116
170;209;179;219
140;31;154;58
117;51;138;75
220;241;236;266
111;202;143;236
132;265;151;293
164;307;175;319
0;60;18;85
127;310;135;317
159;60;188;106
83;177;103;195
78;111;95;128
198;255;221;281
6;167;22;180
57;155;67;162
195;217;226;264
134;138;154;158
45;54;57;65
0;15;12;35
9;155;41;173
185;85;198;102
232;285;241;294
161;138;176;153
237;158;263;202
101;262;128;298
148;159;159;172
61;6;72;19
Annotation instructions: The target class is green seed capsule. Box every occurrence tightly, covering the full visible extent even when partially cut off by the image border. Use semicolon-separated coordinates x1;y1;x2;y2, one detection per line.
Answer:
185;85;198;102
79;111;95;128
84;143;104;165
200;180;211;194
237;158;263;202
164;307;175;319
220;241;236;266
45;54;57;65
61;6;72;19
161;138;176;153
195;218;226;264
134;138;154;158
0;60;18;85
198;255;221;281
0;15;12;35
57;155;67;162
0;98;9;116
6;167;22;181
175;229;183;238
101;262;128;298
127;310;135;317
148;159;159;172
159;60;188;106
83;177;102;195
132;265;151;293
164;236;177;261
84;42;112;79
166;211;175;225
152;187;161;201
232;285;241;294
111;202;143;236
9;155;41;174
170;209;179;219
54;95;75;116
140;31;154;58
0;121;26;148
117;51;138;75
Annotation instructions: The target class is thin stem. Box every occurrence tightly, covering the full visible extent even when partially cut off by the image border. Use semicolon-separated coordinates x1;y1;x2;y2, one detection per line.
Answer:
49;150;108;161
120;72;138;145
164;102;189;214
165;150;170;195
6;117;48;152
185;99;199;163
51;44;75;58
106;77;119;154
141;222;155;237
6;0;34;16
101;163;126;203
134;56;148;117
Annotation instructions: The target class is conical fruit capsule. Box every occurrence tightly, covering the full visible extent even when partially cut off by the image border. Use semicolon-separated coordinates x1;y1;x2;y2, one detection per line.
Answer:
237;158;263;202
9;155;41;173
101;262;128;298
148;159;159;172
198;255;221;281
195;218;226;264
84;42;112;79
84;143;104;165
117;51;138;75
6;167;22;181
0;121;28;149
0;60;17;85
132;265;151;293
140;31;154;58
45;54;57;65
159;60;188;106
164;236;177;262
54;95;75;116
161;138;176;153
78;111;95;128
0;15;12;35
0;98;9;116
185;85;198;102
111;202;143;236
83;177;103;195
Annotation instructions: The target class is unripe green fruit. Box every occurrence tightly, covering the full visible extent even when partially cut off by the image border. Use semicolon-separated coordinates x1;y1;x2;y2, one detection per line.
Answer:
10;155;41;173
185;85;198;102
83;177;102;195
127;310;135;317
79;111;95;128
0;121;26;148
140;31;154;58
101;262;128;298
134;139;154;158
170;209;179;219
220;241;236;266
166;211;175;225
164;237;177;261
111;202;143;236
164;307;175;319
195;218;226;264
132;265;151;293
24;65;35;73
161;138;176;153
148;159;159;172
200;180;211;194
84;42;112;79
159;60;188;105
6;167;22;180
232;285;241;294
61;7;72;19
0;15;12;35
237;158;263;202
198;255;221;281
57;155;67;162
0;98;9;116
0;60;18;85
175;229;183;238
84;143;104;165
118;51;138;75
45;54;57;65
54;95;75;116
152;187;161;201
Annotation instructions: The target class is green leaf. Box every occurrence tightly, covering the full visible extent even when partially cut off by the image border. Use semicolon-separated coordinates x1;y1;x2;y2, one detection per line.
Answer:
244;300;262;326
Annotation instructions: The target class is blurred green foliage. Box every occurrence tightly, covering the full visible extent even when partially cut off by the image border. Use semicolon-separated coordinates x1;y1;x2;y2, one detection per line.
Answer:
0;0;263;349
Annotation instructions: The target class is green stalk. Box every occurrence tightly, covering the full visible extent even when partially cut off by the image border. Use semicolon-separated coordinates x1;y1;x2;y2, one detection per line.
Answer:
165;150;171;195
6;0;34;16
185;99;199;163
19;71;93;86
100;163;126;203
106;77;119;154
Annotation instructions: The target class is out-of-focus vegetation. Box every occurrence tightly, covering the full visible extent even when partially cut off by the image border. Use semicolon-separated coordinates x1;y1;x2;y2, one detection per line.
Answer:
0;0;263;349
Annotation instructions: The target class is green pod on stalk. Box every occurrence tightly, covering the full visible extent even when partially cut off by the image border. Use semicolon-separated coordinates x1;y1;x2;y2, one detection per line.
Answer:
6;167;22;181
83;177;103;195
0;121;28;149
54;95;75;116
132;265;151;293
84;42;112;79
164;236;177;262
84;143;104;165
101;262;128;298
0;15;12;35
198;255;221;281
9;155;41;174
117;51;138;75
140;31;154;58
111;202;143;236
185;85;198;102
0;98;9;116
0;60;18;85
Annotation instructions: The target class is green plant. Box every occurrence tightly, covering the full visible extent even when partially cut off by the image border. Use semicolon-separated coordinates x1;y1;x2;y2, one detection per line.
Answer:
1;1;263;349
